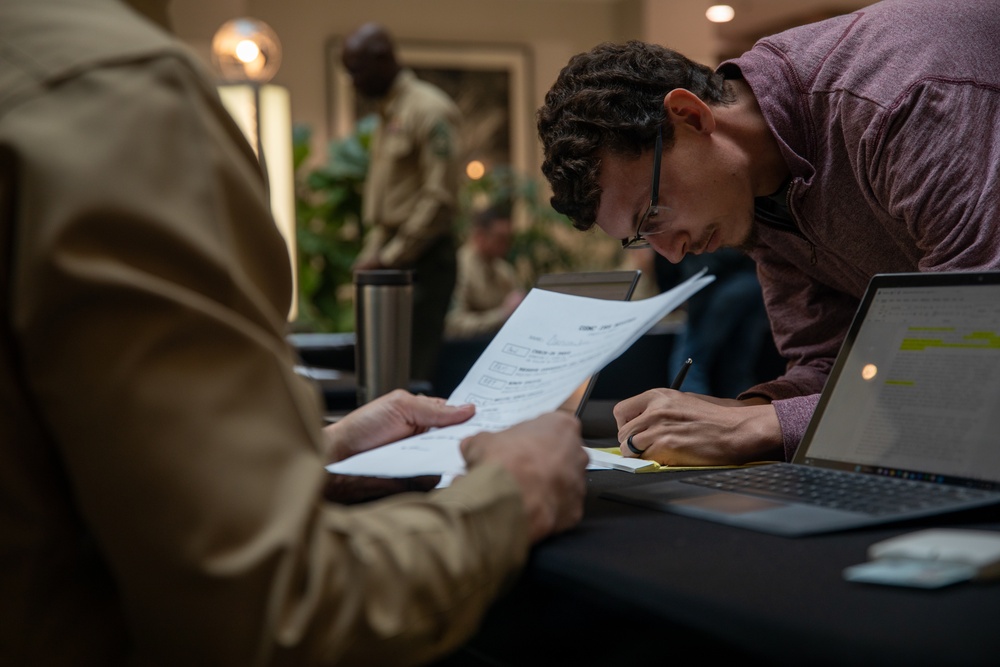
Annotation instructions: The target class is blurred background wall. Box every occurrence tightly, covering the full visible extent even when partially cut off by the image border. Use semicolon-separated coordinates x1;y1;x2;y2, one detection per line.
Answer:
169;0;867;171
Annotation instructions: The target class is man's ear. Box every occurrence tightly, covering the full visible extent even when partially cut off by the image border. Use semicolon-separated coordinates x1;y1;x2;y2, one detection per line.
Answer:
663;89;716;135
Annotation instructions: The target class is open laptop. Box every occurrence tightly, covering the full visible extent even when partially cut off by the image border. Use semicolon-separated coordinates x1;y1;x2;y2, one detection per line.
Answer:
534;270;640;417
604;271;1000;536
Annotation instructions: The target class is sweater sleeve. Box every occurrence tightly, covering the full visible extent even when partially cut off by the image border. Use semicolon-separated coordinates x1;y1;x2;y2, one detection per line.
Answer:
737;246;859;457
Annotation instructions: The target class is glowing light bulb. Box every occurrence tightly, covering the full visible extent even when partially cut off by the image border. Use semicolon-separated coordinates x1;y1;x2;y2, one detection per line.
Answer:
706;5;735;23
235;40;261;64
212;18;282;83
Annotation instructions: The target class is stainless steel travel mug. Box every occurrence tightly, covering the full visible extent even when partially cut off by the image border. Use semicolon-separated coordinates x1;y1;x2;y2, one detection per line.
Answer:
354;269;413;405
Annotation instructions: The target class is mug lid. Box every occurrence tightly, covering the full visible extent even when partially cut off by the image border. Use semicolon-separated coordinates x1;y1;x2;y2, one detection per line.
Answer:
354;269;414;286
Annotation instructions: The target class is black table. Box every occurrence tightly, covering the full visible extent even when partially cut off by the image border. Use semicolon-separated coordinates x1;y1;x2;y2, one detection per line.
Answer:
438;467;1000;667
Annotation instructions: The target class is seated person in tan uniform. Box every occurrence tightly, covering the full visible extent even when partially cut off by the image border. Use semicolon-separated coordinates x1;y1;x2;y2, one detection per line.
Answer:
0;1;588;664
446;205;526;339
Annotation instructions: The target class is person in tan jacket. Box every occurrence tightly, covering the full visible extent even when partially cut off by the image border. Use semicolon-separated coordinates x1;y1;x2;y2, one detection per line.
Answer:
445;206;526;339
0;1;588;664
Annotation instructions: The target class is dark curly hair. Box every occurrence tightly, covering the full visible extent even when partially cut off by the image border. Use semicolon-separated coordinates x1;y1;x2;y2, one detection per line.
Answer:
537;41;734;230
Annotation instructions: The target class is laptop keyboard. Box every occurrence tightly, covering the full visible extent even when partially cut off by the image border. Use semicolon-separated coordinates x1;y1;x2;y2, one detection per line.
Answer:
681;464;996;516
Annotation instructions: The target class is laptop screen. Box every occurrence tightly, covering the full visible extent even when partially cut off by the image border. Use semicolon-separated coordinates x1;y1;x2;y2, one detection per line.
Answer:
797;272;1000;488
534;270;640;416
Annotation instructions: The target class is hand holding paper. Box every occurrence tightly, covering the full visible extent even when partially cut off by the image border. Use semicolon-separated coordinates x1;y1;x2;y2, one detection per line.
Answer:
327;270;714;478
462;411;589;542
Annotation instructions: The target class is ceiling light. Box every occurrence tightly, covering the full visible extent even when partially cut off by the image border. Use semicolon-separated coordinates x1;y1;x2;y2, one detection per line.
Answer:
706;5;736;23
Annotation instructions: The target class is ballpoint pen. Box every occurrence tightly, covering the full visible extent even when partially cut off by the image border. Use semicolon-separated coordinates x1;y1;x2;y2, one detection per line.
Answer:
671;358;693;390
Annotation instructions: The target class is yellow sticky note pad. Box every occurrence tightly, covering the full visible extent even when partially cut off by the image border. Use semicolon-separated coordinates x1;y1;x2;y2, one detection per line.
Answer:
585;446;774;474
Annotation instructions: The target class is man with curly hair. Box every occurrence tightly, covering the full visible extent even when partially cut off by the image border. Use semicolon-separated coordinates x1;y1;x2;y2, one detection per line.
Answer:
537;0;1000;466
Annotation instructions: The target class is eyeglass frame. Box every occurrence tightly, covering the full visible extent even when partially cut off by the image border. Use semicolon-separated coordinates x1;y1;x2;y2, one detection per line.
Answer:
621;125;663;250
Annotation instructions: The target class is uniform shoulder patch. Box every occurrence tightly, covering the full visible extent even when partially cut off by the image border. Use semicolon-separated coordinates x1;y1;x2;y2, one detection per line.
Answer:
429;120;453;158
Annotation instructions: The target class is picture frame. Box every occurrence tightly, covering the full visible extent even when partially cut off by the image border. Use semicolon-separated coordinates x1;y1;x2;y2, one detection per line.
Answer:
326;38;533;178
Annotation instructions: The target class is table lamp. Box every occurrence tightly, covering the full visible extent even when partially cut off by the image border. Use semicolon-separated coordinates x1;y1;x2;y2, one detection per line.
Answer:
212;17;298;320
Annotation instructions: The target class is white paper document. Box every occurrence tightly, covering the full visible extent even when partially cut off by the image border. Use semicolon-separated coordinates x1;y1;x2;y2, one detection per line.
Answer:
326;270;714;478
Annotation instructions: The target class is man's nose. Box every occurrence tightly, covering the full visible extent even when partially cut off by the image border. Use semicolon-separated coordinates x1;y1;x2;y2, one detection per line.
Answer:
650;233;687;264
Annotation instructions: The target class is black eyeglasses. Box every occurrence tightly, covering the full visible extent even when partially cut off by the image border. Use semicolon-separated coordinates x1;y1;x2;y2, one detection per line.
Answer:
621;126;663;250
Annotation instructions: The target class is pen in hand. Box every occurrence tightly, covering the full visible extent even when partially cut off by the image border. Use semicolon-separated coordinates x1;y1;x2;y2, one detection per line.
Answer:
671;358;693;390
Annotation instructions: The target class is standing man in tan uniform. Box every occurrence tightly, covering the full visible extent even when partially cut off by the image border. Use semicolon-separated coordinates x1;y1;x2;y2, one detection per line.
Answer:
0;1;588;664
343;23;460;382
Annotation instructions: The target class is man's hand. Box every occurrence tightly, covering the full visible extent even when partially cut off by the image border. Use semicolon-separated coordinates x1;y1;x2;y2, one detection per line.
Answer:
322;390;475;464
461;412;588;544
614;389;783;465
352;257;384;272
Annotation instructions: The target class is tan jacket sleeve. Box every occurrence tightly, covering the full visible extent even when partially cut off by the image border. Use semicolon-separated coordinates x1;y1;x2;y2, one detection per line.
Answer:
7;49;527;665
378;112;460;267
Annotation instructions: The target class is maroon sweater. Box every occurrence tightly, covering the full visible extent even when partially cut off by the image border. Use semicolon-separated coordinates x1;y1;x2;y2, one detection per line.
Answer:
722;0;1000;458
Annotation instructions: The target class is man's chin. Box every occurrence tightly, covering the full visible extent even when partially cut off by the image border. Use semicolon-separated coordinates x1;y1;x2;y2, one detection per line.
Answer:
735;221;760;254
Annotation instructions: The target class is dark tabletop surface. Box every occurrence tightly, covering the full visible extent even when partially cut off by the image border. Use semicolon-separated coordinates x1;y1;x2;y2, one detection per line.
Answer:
444;466;1000;667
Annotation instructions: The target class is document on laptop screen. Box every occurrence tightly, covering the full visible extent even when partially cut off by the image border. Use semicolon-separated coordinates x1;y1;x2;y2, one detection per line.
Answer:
806;284;1000;481
326;270;714;477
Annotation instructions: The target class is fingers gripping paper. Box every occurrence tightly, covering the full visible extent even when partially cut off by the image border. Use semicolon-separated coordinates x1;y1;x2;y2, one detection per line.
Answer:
327;270;713;477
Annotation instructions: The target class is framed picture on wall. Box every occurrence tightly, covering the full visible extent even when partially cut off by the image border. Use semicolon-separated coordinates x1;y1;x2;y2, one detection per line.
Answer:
325;38;533;179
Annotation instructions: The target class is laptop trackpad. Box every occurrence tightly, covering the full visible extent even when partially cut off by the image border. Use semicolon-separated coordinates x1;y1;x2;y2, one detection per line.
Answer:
672;493;786;514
